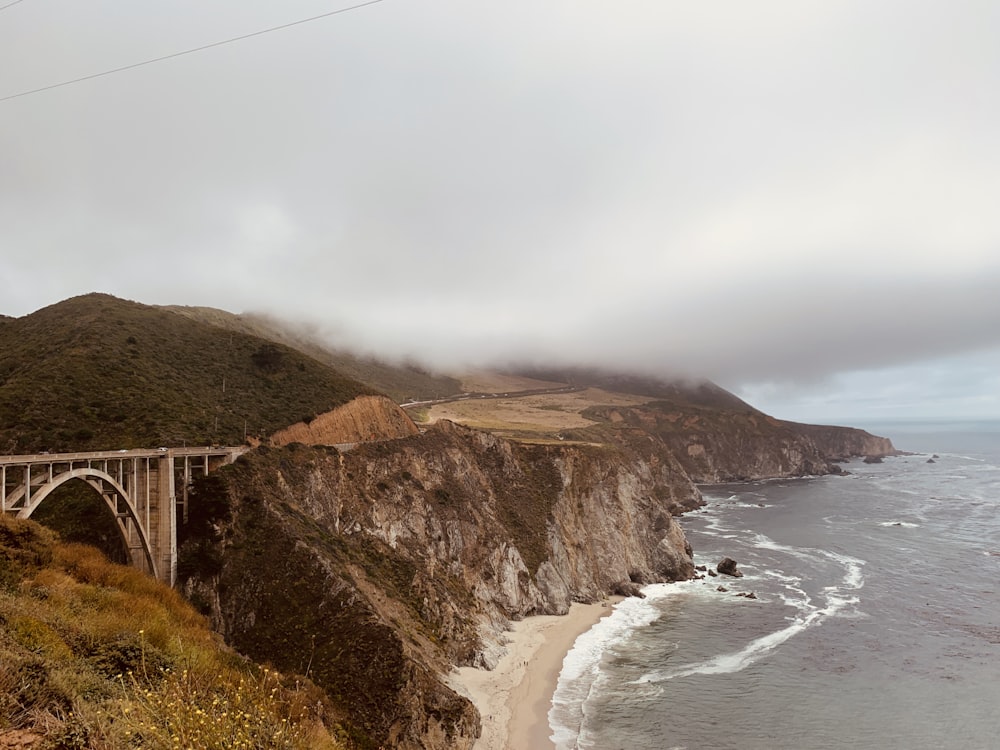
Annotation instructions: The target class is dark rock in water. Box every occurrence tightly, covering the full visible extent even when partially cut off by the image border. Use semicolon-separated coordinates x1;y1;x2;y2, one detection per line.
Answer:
707;569;718;577
695;565;707;572
892;522;902;526
717;557;743;577
717;585;728;592
926;458;936;464
757;502;766;507
745;592;757;599
612;580;646;598
863;455;884;464
932;454;940;459
827;463;846;475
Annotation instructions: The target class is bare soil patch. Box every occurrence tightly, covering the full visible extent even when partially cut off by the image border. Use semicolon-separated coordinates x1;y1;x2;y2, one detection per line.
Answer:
422;387;652;442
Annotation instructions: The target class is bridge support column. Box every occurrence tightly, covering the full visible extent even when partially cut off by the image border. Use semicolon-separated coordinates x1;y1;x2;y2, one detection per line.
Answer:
147;455;177;585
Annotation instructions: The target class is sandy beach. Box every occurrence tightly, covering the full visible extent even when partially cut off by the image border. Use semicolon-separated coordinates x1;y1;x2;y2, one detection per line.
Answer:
451;599;619;750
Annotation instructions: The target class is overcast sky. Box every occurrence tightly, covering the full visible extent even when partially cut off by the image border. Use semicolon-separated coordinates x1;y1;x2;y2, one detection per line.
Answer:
3;1;999;425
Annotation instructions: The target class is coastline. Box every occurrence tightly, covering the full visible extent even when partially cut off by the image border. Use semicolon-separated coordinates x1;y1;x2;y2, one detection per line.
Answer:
451;599;620;750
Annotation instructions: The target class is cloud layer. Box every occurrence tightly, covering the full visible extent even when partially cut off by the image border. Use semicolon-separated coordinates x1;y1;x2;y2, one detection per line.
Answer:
3;1;999;418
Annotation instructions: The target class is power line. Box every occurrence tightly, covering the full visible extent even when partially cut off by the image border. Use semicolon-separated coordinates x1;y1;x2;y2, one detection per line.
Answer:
1;0;386;103
0;0;27;12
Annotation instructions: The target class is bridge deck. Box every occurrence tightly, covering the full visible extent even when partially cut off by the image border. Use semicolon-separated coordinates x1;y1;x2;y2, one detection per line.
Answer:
0;446;247;465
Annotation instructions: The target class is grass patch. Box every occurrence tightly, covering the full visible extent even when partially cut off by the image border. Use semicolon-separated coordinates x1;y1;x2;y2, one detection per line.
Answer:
0;514;342;748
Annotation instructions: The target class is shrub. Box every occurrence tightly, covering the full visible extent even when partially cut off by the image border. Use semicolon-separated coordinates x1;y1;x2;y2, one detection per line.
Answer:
0;516;56;590
105;667;337;750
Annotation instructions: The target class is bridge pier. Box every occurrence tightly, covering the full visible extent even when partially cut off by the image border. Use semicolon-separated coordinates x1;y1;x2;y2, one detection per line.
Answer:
0;447;245;585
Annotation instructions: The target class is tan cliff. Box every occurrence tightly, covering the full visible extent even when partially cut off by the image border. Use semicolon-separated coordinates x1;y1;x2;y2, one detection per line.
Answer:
182;420;701;749
269;394;419;447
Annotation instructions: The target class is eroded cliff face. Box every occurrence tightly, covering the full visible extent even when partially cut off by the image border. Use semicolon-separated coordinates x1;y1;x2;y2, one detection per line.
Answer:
269;394;419;447
186;420;700;749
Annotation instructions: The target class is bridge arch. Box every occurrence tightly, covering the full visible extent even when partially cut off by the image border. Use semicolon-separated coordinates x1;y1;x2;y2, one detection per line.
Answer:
15;467;157;578
3;447;246;584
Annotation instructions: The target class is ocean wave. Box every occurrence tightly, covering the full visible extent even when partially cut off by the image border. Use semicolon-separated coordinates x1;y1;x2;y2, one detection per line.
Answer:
628;537;865;686
937;453;986;462
550;583;708;748
635;609;822;682
635;579;862;685
554;514;869;745
879;520;920;528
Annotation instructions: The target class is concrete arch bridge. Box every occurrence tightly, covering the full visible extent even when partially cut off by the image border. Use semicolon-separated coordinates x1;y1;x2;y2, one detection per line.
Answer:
1;446;246;584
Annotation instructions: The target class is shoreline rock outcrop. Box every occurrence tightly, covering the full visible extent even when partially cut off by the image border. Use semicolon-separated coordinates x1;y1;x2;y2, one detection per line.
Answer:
717;557;743;577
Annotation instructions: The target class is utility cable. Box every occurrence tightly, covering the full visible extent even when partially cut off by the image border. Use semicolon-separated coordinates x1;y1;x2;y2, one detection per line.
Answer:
1;0;385;103
0;0;27;12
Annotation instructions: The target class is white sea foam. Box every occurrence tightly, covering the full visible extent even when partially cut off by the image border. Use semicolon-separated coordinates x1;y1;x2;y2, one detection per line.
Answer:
636;573;863;685
938;453;985;462
815;549;865;591
764;569;802;584
550;583;703;749
636;610;820;683
879;520;920;528
554;510;869;745
627;535;866;686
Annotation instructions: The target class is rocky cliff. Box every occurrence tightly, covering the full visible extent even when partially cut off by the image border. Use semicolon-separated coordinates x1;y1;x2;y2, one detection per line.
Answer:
785;420;896;461
578;403;896;483
173;373;897;749
183;420;700;749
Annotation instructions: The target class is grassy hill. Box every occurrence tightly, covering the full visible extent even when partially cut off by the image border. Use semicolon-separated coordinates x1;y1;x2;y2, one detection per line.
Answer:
164;306;462;403
0;294;376;453
0;514;342;748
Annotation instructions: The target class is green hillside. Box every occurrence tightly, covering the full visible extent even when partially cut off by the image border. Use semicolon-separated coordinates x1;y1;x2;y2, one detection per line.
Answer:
164;305;462;403
0;294;375;453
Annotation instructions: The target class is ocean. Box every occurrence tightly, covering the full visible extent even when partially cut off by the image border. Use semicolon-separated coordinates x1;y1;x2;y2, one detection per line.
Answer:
550;420;1000;749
